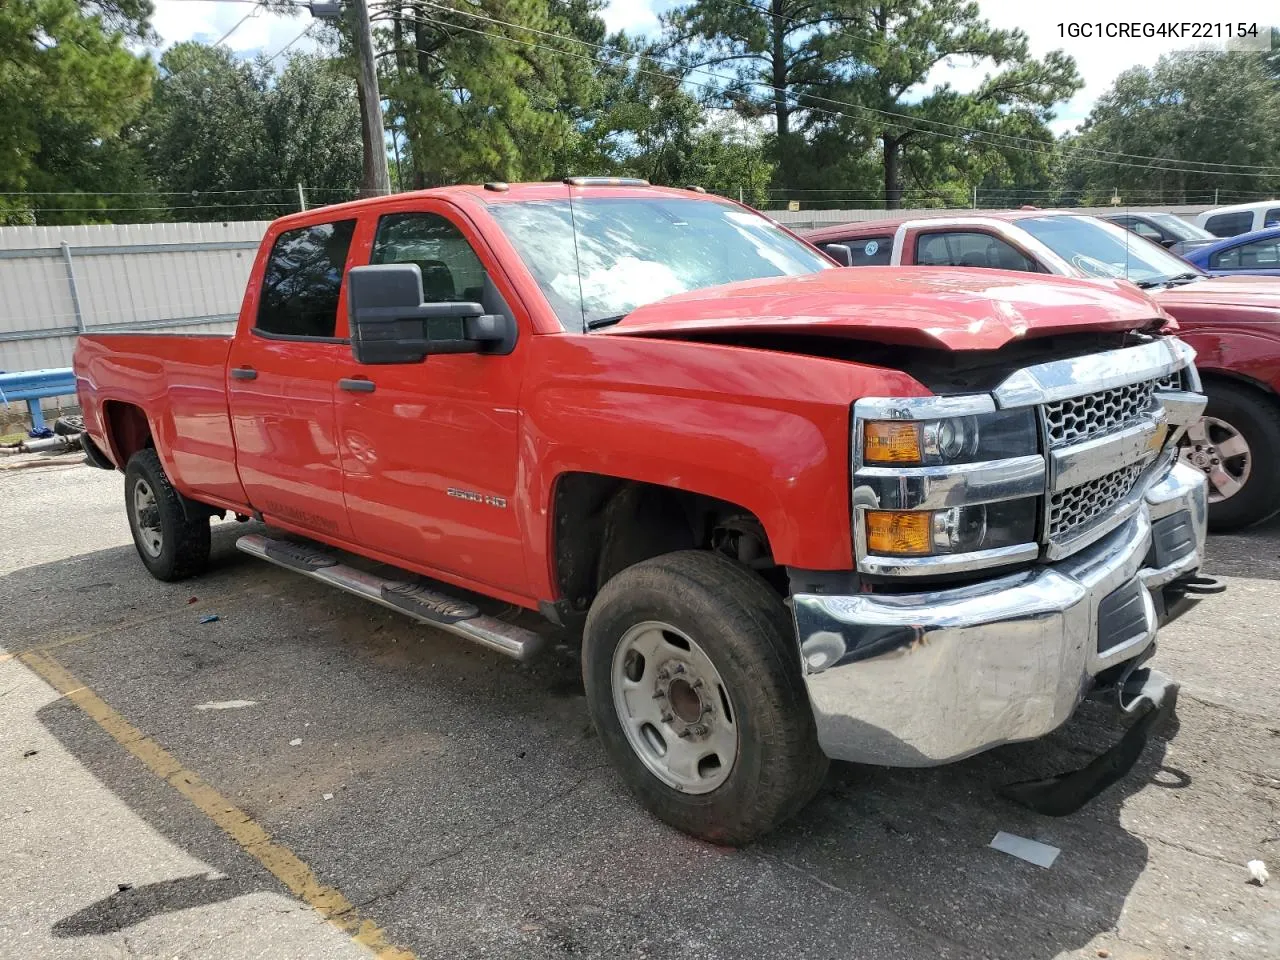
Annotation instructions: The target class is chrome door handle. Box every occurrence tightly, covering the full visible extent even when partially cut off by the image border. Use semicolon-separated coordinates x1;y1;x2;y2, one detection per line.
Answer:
338;378;376;393
230;367;257;380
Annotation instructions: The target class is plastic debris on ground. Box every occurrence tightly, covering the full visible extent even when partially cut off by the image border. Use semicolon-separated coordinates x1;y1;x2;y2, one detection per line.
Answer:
198;614;220;624
322;793;334;801
194;700;258;711
1248;860;1269;886
989;831;1061;868
289;738;302;747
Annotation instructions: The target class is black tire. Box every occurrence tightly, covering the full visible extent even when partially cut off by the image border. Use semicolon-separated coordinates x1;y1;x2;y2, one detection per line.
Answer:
124;449;211;581
1196;381;1280;532
583;550;828;845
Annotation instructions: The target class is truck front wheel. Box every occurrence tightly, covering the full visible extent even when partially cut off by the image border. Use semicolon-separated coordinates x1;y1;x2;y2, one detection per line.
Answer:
1182;381;1280;531
583;550;828;845
124;449;211;581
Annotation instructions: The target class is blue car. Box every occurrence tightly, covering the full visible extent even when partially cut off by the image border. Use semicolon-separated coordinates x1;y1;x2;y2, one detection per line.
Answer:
1184;227;1280;277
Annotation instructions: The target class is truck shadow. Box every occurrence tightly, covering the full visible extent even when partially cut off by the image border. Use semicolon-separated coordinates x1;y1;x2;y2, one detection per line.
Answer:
2;526;1208;959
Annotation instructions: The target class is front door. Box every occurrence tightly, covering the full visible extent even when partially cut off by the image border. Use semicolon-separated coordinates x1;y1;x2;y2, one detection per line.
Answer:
335;202;530;597
227;217;358;540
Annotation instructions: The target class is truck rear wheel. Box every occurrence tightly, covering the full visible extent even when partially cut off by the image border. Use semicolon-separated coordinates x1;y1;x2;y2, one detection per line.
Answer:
583;550;828;845
124;449;211;581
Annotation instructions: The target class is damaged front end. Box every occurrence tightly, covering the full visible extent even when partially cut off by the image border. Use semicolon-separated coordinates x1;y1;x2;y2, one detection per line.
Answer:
789;337;1222;814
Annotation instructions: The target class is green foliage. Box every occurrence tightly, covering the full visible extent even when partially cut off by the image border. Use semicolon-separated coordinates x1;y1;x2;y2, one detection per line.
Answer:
0;0;155;223
139;43;362;220
1059;50;1280;205
381;0;599;186
666;0;1079;206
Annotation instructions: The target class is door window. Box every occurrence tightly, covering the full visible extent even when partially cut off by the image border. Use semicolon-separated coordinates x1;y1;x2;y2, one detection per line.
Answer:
256;220;357;338
1204;212;1254;237
1265;208;1280;228
371;212;487;302
843;236;893;265
915;231;1038;271
1130;220;1163;242
1211;239;1280;270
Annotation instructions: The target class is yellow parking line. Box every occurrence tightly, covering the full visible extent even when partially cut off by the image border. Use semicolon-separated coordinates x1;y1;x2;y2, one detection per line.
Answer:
19;650;417;960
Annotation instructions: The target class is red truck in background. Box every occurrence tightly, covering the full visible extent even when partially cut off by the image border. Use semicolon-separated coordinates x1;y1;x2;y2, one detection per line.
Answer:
806;212;1280;530
75;181;1217;844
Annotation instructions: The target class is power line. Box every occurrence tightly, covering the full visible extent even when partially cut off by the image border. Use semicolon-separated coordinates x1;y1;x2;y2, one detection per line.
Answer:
212;2;264;45
265;21;316;60
379;5;1280;178
0;187;354;197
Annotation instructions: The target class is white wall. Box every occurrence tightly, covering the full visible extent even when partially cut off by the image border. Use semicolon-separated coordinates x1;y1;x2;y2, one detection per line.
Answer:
0;221;271;375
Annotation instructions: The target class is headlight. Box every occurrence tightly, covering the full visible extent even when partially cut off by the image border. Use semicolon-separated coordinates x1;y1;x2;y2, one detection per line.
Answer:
853;396;1045;576
861;408;1038;466
864;500;1039;558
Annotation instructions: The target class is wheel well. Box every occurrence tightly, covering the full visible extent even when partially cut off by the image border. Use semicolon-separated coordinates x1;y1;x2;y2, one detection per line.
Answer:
551;473;779;619
1198;369;1280;404
102;401;153;466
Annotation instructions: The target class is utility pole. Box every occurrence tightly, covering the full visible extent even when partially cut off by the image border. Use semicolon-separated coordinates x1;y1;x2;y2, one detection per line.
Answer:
310;0;389;195
349;0;390;195
297;183;307;211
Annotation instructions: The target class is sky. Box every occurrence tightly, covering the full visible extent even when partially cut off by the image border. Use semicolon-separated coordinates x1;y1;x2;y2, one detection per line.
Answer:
150;0;1277;134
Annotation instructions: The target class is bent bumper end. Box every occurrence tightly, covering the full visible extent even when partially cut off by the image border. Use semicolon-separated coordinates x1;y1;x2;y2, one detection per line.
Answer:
793;461;1208;768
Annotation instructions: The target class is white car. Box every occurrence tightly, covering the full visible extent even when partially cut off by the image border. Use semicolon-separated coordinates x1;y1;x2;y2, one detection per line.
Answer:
1193;201;1280;238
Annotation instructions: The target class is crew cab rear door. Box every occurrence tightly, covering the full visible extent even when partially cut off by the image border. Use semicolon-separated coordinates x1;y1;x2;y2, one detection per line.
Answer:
226;216;358;540
335;199;531;597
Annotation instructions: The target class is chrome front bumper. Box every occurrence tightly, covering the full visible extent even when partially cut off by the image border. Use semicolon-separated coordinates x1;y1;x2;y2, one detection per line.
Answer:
792;460;1208;767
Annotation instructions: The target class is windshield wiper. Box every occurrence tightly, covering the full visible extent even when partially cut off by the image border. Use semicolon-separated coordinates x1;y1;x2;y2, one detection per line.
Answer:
1134;272;1202;289
585;314;627;331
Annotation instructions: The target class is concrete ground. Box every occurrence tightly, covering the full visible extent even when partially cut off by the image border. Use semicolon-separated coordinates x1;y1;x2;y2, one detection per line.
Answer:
0;450;1276;960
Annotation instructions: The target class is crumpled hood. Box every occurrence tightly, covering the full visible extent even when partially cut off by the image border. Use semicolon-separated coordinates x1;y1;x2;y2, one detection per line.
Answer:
606;267;1167;350
1154;275;1280;312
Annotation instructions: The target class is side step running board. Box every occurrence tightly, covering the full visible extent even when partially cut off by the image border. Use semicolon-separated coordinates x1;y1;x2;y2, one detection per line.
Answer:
236;534;544;661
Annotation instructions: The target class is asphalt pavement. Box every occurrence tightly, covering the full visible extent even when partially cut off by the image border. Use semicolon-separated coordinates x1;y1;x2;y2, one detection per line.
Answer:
1;450;1276;960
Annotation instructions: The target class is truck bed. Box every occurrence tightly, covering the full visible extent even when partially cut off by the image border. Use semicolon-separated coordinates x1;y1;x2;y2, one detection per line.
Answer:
75;333;247;508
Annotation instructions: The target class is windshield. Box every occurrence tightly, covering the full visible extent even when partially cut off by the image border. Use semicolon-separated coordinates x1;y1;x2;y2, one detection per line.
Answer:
1147;213;1215;241
1018;215;1204;286
489;196;832;329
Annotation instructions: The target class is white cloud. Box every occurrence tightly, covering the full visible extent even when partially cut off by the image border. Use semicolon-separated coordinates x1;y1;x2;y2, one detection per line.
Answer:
149;0;322;60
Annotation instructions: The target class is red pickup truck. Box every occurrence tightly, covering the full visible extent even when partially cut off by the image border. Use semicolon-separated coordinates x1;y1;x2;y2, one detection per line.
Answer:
806;211;1280;530
75;181;1216;843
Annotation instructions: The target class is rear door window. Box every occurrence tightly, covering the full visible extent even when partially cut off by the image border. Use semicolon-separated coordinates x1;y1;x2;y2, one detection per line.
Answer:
1211;238;1280;270
256;219;358;339
1265;208;1280;228
846;236;893;265
915;231;1038;271
1204;212;1254;237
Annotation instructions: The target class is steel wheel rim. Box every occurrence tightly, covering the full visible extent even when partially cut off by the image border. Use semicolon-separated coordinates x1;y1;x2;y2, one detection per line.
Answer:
1181;416;1251;504
132;478;164;557
610;620;738;795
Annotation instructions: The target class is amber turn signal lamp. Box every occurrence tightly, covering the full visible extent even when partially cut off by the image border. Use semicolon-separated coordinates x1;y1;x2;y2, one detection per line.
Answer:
865;510;932;555
863;422;922;464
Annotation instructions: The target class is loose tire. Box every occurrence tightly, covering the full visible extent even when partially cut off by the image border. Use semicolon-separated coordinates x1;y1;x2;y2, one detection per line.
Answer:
124;449;211;581
583;550;828;845
1181;381;1280;531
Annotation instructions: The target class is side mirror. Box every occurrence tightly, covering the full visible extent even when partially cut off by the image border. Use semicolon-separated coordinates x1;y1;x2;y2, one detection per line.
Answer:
347;264;516;365
821;243;854;266
1160;238;1177;249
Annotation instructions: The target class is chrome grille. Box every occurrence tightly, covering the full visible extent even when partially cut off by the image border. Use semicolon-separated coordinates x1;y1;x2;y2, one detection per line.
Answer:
1045;380;1153;446
1048;462;1144;539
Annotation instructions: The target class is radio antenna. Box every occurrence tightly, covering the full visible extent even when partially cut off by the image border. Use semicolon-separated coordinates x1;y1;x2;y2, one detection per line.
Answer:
564;180;589;332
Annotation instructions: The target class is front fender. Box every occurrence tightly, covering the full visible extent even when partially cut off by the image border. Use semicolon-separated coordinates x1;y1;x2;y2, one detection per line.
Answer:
518;334;928;599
